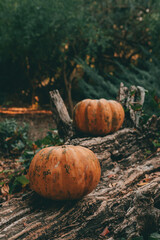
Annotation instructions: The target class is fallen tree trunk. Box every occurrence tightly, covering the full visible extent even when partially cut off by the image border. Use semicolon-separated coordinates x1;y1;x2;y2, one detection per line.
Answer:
0;89;160;240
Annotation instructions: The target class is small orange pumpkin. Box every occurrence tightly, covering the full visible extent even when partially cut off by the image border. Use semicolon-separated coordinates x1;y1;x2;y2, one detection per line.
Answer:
73;99;125;136
28;145;101;200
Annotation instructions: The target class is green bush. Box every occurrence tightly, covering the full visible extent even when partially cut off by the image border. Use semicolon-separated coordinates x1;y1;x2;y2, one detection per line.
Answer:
0;119;28;156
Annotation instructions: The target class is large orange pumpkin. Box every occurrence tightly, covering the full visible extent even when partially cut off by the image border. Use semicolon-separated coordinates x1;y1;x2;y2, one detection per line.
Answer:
73;99;125;136
28;145;101;200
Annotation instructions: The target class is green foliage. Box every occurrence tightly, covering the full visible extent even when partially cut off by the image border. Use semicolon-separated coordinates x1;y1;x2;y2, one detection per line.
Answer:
35;130;63;148
76;58;119;99
0;119;28;156
74;0;160;109
18;130;63;170
9;174;29;194
149;232;160;240
119;232;160;240
8;129;63;193
113;60;160;122
151;132;160;149
0;0;82;103
143;91;160;123
0;0;160;117
18;150;35;170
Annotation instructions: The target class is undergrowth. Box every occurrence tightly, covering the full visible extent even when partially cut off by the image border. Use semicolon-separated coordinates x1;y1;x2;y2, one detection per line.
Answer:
0;118;63;194
0;118;28;156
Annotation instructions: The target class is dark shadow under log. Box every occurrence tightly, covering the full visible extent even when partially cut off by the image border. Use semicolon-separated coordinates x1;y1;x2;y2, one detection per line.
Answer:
0;90;160;240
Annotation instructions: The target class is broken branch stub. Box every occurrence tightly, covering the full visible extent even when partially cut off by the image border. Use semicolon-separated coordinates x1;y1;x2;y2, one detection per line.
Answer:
117;82;147;128
49;90;75;140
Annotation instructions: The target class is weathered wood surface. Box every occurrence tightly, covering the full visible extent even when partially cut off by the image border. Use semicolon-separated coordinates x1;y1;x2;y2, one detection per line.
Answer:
117;82;147;128
0;121;160;240
49;90;75;140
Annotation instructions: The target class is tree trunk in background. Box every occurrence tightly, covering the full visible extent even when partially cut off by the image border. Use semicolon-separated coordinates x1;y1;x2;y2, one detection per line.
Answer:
25;57;37;107
63;63;74;117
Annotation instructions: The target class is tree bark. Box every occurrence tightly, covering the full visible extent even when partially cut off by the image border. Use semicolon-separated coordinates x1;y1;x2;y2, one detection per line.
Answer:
63;63;75;117
49;90;75;141
0;89;160;240
117;82;147;128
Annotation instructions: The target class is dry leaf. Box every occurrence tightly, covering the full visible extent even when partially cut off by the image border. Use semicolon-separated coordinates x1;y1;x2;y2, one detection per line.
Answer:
144;178;152;182
32;143;38;151
5;137;12;142
100;226;110;237
23;222;27;227
1;184;9;196
137;181;148;187
108;174;116;179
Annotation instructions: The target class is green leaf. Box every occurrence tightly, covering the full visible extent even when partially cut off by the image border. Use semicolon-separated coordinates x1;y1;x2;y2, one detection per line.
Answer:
152;141;160;148
2;169;12;173
149;232;160;240
25;151;35;155
15;175;29;186
130;90;136;96
8;173;15;179
130;103;142;111
145;150;152;154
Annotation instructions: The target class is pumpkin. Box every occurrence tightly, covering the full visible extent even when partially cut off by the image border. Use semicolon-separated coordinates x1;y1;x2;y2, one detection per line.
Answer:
28;145;101;200
73;99;125;136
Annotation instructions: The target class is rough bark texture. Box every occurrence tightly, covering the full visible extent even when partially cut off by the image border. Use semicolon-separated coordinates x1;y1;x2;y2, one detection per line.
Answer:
49;90;75;140
0;90;160;240
117;82;147;128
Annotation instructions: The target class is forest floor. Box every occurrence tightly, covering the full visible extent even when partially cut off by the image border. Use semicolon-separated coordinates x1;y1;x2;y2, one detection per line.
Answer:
0;109;56;140
0;110;56;203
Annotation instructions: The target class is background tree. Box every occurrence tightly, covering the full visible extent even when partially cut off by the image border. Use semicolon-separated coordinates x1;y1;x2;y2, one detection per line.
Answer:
0;0;159;118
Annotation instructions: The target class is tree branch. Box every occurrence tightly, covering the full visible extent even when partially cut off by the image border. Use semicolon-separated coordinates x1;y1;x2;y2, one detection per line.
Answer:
49;90;75;140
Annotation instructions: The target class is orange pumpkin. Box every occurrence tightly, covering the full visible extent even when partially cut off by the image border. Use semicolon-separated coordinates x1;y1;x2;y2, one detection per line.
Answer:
73;99;125;136
28;145;101;200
